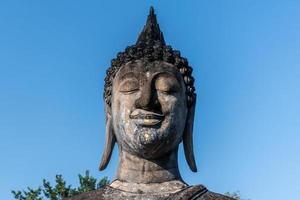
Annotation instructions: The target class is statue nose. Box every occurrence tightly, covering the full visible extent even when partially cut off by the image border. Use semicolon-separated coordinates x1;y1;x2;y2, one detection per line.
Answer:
135;82;159;110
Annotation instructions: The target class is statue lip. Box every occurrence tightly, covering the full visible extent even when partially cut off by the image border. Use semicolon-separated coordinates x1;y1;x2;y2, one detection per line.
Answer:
130;109;164;126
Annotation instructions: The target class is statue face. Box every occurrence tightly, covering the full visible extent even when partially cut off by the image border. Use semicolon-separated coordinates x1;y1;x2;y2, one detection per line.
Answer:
111;60;188;158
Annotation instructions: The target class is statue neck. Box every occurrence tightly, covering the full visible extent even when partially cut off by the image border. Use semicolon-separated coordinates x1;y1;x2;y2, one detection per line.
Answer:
115;147;182;184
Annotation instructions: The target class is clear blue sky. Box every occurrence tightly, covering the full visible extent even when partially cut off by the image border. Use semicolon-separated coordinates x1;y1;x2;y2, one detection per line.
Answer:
1;1;299;199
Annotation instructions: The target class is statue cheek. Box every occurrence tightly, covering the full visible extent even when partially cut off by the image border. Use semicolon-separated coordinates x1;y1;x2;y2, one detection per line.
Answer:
167;97;187;128
113;93;135;114
112;95;137;146
158;94;185;114
157;95;176;112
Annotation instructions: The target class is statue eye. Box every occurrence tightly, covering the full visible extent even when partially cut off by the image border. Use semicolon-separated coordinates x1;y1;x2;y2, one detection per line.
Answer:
155;76;180;94
119;80;140;93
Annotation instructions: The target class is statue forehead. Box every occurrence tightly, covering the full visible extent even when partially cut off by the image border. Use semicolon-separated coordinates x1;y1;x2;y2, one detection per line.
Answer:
115;60;182;80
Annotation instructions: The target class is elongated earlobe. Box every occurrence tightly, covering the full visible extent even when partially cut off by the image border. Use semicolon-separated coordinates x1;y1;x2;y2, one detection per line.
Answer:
183;95;197;172
99;112;116;171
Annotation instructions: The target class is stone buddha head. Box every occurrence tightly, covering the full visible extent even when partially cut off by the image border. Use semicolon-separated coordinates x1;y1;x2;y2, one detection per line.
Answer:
99;7;197;174
66;7;234;200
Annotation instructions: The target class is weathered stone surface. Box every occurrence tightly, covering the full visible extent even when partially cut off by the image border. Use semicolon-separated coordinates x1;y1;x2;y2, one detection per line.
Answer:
66;184;232;200
67;6;234;200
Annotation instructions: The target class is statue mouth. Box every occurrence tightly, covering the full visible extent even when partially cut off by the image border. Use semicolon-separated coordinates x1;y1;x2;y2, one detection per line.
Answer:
130;109;164;126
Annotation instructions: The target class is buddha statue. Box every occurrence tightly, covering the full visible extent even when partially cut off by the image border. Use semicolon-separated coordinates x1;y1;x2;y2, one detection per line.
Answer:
67;7;233;200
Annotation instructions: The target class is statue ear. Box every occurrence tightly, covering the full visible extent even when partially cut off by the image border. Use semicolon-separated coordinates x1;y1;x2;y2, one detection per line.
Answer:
99;106;116;171
183;95;197;172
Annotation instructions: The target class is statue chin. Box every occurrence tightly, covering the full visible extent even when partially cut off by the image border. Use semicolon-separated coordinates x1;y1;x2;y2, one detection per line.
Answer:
132;127;169;159
138;127;159;146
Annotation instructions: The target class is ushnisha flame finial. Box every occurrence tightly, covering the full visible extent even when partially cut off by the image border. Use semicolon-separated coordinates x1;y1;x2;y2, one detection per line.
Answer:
136;6;166;46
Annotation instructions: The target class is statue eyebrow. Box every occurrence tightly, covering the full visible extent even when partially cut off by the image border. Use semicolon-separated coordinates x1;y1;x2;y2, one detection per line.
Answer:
118;72;140;82
153;72;182;85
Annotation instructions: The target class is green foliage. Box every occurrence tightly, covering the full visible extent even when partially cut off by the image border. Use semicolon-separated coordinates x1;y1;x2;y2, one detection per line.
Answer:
12;188;42;200
225;191;250;200
12;170;109;200
225;191;241;199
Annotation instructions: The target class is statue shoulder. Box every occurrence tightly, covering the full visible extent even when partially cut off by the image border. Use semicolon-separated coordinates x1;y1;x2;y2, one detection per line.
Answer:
64;185;235;200
195;190;235;200
169;185;235;200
